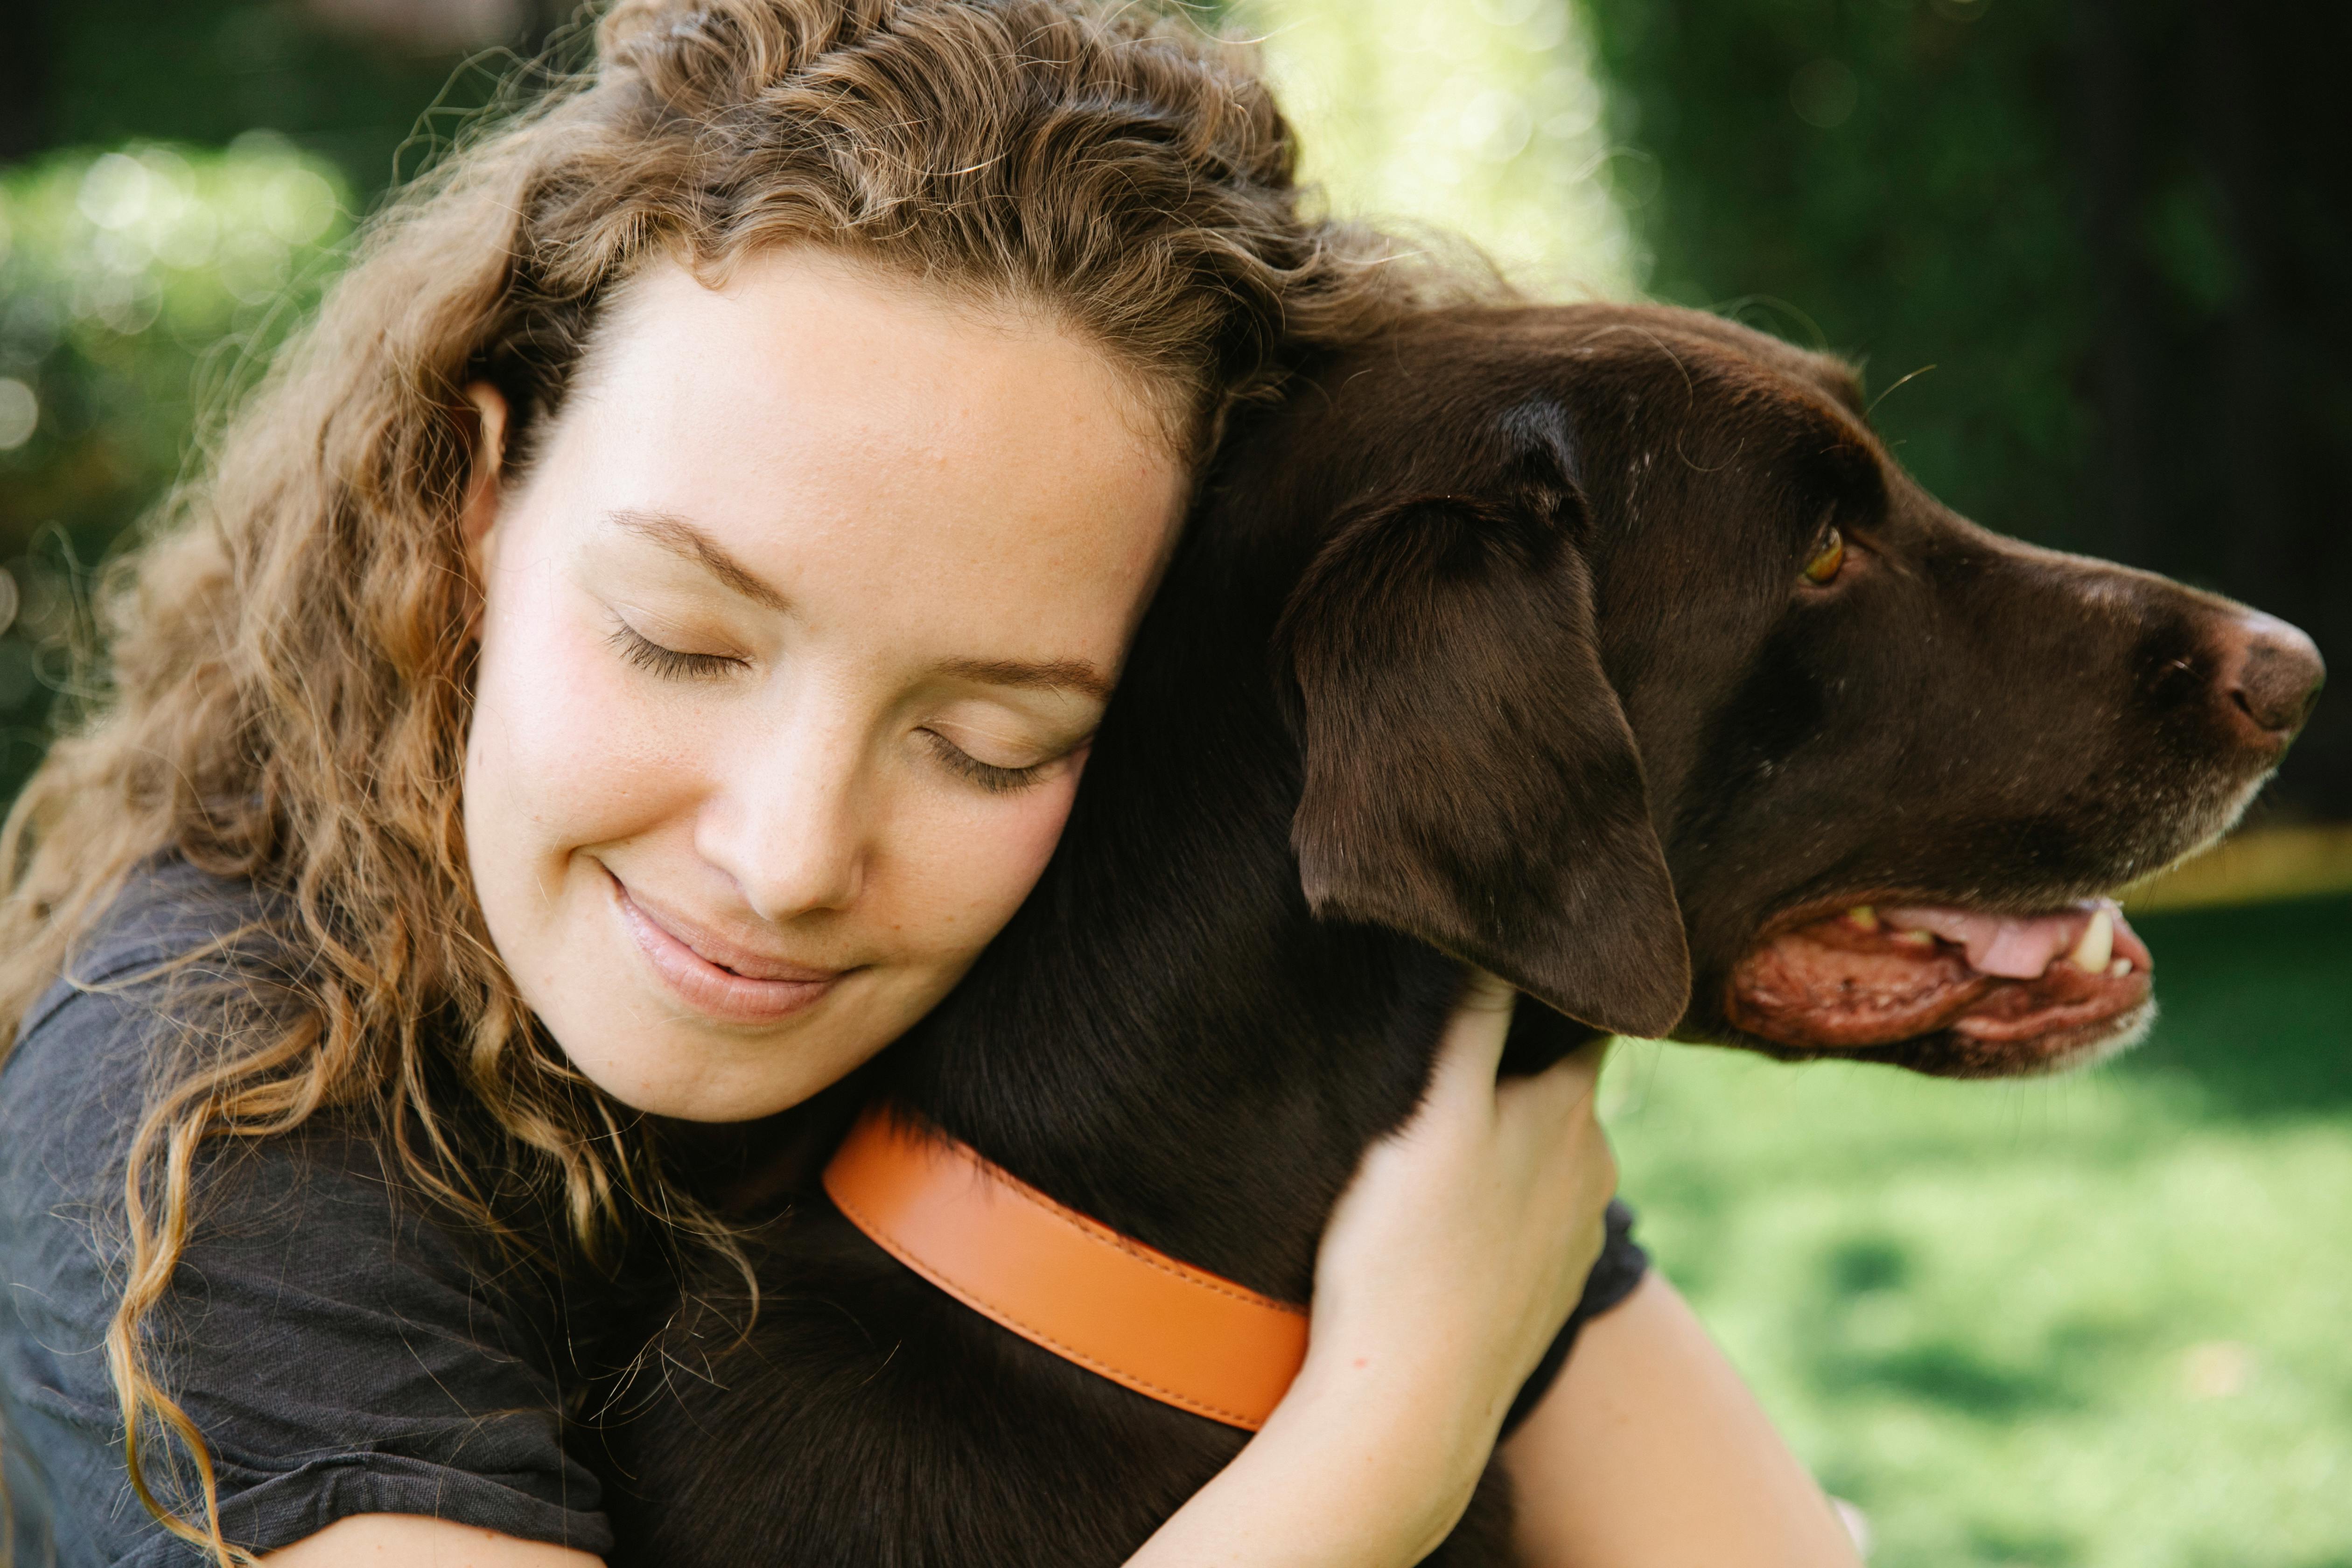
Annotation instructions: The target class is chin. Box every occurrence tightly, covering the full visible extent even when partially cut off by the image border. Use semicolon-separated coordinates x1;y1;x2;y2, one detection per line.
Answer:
1734;997;2159;1079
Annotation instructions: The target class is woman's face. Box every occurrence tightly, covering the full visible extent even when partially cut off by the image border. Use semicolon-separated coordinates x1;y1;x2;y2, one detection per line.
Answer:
462;250;1187;1122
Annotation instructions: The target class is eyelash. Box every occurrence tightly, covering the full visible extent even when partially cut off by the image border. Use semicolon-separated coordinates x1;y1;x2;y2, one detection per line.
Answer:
607;618;746;680
609;617;1055;795
922;730;1051;796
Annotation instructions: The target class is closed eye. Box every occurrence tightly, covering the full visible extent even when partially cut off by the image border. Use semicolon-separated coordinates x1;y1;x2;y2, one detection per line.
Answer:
920;729;1055;795
606;617;748;679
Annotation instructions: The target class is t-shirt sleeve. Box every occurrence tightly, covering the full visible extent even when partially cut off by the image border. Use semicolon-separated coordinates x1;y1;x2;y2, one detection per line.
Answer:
1497;1198;1648;1441
0;907;613;1564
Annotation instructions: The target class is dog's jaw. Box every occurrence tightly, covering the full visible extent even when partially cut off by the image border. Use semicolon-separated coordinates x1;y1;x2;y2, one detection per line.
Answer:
1711;897;2155;1072
1727;995;2158;1078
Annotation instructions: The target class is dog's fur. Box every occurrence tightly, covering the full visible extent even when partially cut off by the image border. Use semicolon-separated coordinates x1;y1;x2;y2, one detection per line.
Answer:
597;305;2320;1565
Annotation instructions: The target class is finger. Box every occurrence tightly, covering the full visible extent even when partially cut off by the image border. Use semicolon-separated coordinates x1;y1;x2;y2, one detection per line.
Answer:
1555;1034;1610;1089
1456;967;1518;1014
1493;1035;1610;1123
1426;969;1519;1098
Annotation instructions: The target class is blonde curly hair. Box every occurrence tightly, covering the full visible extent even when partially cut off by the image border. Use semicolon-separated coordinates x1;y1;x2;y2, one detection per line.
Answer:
0;2;1451;1560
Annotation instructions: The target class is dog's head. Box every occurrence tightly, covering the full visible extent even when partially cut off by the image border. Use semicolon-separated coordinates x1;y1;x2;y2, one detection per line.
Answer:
1256;304;2324;1076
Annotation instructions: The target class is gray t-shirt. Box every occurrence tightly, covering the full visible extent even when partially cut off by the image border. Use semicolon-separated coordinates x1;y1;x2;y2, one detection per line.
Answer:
0;860;613;1566
1;858;1645;1566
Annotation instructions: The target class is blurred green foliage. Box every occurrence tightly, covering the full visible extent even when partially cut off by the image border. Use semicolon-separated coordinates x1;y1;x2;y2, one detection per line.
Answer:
1242;0;1643;297
39;0;517;205
1582;0;2090;545
1609;894;2352;1568
0;0;533;796
0;139;354;777
1581;0;2352;812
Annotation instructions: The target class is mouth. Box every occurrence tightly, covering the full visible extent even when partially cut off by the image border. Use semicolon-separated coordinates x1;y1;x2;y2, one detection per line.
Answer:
603;867;852;1025
1724;896;2156;1077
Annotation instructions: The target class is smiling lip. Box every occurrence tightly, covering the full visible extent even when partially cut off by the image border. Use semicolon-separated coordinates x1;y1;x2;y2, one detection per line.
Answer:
604;869;848;1024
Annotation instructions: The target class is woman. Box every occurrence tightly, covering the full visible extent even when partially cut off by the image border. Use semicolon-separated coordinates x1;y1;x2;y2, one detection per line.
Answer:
0;2;1862;1564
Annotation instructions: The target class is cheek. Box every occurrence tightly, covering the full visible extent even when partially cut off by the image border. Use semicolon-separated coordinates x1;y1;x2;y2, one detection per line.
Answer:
885;774;1081;965
466;569;703;870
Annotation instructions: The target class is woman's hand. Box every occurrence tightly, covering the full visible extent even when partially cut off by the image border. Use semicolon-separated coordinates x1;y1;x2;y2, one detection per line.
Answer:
1129;971;1617;1566
1305;971;1615;1444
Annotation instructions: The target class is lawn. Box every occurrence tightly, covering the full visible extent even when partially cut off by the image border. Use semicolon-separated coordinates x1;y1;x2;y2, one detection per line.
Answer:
1603;893;2352;1568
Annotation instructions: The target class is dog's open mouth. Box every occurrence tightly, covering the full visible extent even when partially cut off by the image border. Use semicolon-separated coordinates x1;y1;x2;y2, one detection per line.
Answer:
1726;898;2154;1070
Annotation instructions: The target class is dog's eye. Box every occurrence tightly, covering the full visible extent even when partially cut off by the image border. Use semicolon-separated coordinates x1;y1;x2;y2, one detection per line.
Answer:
1802;528;1846;585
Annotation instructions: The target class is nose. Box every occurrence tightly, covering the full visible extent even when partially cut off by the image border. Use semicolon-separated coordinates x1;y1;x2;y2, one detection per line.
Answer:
698;724;869;919
2215;611;2325;745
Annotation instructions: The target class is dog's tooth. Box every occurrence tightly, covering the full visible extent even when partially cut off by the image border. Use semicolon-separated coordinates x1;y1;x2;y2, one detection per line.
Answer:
1847;905;1879;931
2109;957;2133;978
2068;908;2114;973
1893;928;1936;947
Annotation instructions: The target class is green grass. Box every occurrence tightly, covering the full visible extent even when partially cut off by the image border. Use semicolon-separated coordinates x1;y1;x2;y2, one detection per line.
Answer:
1602;893;2352;1568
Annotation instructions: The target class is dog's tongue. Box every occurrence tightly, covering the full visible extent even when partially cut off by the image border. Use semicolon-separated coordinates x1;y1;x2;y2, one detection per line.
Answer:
1724;898;2155;1057
1876;905;2098;979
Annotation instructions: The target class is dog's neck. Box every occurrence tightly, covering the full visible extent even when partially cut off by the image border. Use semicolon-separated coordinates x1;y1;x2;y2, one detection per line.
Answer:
878;497;1597;1301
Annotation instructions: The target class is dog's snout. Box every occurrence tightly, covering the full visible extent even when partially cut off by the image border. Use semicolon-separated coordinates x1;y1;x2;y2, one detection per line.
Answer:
2215;611;2325;744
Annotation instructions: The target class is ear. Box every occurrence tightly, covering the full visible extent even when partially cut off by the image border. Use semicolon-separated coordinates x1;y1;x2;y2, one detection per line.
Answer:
459;381;509;580
1276;473;1691;1038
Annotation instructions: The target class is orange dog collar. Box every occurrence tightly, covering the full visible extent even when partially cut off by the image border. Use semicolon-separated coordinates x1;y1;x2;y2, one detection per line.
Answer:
823;1104;1310;1431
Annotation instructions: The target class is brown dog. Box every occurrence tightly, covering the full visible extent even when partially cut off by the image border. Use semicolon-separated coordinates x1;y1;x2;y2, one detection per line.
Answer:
599;305;2322;1565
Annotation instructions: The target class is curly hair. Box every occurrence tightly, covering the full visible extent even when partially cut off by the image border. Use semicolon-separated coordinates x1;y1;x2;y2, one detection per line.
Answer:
0;2;1460;1560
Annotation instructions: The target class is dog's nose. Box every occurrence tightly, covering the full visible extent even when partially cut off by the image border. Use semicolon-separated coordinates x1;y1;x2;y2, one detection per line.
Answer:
2215;611;2325;744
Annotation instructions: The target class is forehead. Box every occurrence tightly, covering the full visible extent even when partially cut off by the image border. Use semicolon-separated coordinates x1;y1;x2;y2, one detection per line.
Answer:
526;251;1190;653
587;249;1192;462
1355;303;1877;468
1611;308;1869;416
1520;308;1869;448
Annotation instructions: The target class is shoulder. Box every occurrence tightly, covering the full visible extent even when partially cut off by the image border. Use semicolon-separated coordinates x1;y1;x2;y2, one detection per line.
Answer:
16;851;285;1040
1;854;282;1200
0;856;618;1563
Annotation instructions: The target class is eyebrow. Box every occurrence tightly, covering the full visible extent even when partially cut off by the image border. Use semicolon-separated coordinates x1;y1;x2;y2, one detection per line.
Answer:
935;657;1113;704
604;507;1114;703
608;507;792;612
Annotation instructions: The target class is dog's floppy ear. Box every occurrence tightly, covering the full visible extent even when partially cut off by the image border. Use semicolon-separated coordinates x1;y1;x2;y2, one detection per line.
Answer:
1275;459;1691;1038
